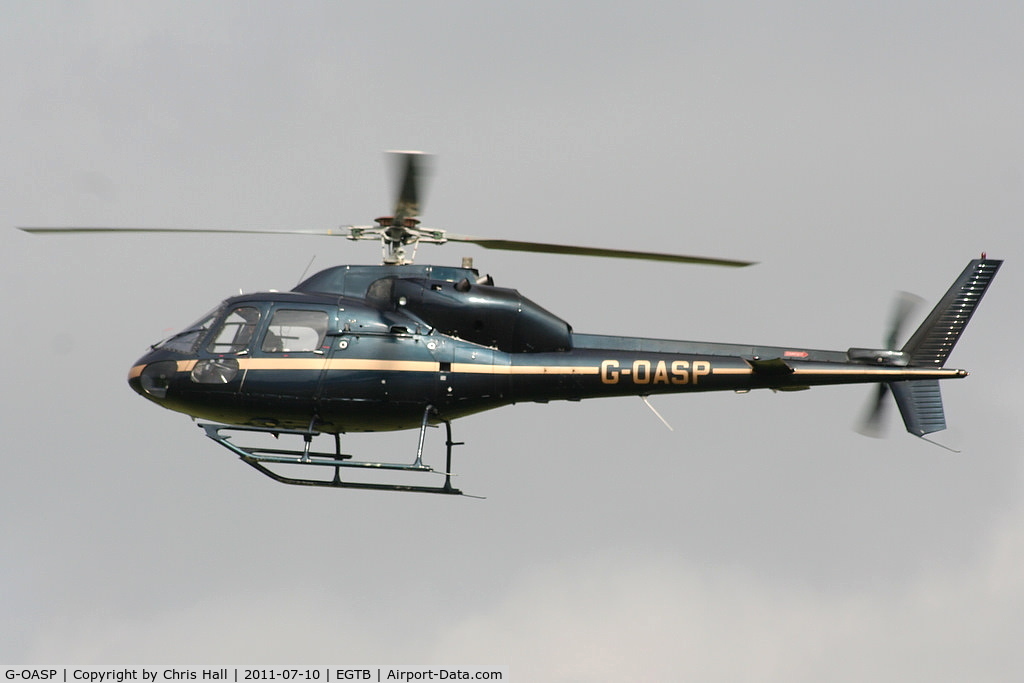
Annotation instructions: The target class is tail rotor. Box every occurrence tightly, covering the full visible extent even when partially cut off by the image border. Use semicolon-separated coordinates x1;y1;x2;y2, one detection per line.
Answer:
856;291;923;438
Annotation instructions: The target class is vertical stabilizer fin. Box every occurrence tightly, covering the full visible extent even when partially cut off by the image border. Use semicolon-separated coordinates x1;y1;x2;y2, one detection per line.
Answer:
901;259;1001;367
890;380;946;436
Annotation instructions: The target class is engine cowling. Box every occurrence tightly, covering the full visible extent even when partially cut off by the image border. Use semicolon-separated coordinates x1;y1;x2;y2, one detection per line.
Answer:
367;277;572;353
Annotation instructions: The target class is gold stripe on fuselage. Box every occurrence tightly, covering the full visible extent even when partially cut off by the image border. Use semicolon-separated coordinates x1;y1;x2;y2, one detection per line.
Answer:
325;359;439;372
712;364;964;379
233;358;440;372
711;367;752;375
789;366;964;378
128;360;196;380
134;358;964;381
239;358;599;375
141;357;605;376
453;363;599;375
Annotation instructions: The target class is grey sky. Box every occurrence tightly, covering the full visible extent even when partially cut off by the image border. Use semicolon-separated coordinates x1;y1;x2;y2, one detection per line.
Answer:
3;2;1023;680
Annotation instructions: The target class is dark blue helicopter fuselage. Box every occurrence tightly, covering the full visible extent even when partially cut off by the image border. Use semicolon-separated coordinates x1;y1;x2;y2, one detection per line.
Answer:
128;263;978;434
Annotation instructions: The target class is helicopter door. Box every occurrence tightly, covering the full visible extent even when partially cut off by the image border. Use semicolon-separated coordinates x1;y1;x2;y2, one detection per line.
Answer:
186;304;264;404
242;307;332;416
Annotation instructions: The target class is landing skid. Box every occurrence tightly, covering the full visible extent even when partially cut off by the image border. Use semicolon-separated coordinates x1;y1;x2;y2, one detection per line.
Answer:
199;405;464;495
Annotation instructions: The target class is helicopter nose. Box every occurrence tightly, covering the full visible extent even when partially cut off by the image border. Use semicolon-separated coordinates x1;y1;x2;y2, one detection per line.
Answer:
129;359;179;400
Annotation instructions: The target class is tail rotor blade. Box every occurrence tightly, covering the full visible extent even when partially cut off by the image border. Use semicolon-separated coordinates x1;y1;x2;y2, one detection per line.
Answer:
884;291;924;350
856;291;922;438
857;382;891;438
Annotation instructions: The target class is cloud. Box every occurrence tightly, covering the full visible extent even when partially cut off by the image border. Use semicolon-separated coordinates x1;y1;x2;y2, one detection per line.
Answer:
20;497;1024;681
430;510;1024;681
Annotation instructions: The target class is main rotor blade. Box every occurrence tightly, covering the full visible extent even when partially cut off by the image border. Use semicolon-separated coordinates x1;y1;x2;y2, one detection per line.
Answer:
444;234;755;267
18;226;344;236
390;150;431;223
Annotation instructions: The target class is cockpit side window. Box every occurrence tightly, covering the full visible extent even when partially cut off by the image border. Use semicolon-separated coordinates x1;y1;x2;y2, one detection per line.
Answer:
207;306;261;354
262;309;329;353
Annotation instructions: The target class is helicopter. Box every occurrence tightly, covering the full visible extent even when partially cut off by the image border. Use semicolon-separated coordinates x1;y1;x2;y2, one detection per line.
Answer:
20;152;1001;496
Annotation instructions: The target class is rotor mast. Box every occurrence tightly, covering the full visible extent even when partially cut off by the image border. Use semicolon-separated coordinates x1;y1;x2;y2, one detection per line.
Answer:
347;216;448;266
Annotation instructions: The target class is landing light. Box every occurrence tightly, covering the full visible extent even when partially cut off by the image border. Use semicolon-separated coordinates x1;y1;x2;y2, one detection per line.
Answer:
140;361;178;398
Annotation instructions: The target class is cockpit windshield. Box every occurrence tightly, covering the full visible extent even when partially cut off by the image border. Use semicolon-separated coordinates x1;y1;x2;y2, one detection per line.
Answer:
153;308;220;353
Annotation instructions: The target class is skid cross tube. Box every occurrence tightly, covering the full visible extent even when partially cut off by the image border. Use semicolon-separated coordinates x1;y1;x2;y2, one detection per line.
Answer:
198;407;463;494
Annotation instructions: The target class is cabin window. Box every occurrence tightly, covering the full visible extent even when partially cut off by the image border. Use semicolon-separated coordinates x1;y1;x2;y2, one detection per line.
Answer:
206;306;261;354
262;309;329;353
